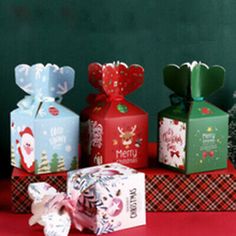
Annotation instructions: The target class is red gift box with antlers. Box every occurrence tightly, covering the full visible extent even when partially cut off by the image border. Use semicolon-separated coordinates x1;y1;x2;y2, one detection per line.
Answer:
80;62;148;169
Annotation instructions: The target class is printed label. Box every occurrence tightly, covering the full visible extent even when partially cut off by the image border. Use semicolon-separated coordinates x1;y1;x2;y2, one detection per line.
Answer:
89;120;103;149
129;188;137;218
49;127;66;149
116;149;138;164
201;133;217;151
159;117;186;170
114;125;140;165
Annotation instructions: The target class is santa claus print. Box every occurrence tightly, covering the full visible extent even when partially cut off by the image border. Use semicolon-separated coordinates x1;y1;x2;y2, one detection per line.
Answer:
16;127;35;173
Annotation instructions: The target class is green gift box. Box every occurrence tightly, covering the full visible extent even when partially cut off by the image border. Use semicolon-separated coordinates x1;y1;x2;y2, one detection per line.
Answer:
158;61;228;174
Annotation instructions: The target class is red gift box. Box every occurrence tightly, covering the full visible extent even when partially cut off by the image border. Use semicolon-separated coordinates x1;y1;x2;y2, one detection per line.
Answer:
11;167;67;213
80;62;148;169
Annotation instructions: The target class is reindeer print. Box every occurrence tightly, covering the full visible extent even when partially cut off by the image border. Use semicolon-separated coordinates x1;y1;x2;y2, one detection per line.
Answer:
117;125;137;149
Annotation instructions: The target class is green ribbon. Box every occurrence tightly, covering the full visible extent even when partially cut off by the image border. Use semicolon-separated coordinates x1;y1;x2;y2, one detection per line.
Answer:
169;94;204;111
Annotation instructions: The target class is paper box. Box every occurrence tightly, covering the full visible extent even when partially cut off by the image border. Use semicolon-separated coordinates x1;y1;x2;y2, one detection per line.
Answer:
158;62;228;174
11;167;67;213
10;63;79;174
67;163;146;234
145;161;236;212
12;144;154;214
228;92;236;168
81;62;148;169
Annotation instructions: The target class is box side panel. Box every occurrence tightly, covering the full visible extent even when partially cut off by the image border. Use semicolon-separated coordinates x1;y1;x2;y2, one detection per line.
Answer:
104;114;148;168
10;111;35;173
35;115;79;174
86;117;106;167
158;116;187;172
187;115;228;174
94;173;146;234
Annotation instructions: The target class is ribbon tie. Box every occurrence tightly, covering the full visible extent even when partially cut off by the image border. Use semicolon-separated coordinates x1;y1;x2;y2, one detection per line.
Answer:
202;151;214;159
28;182;95;236
170;94;204;112
87;93;124;105
169;94;190;112
17;95;62;113
170;150;180;158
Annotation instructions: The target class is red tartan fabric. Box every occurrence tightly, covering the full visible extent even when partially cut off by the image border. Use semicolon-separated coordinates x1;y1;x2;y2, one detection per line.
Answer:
2;178;236;236
11;143;157;213
11;168;67;213
145;162;236;212
11;142;236;213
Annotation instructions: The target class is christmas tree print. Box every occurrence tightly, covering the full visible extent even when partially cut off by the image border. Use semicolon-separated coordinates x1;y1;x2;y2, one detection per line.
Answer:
35;160;39;174
70;156;78;170
37;151;50;174
11;143;16;166
57;157;66;172
50;153;59;172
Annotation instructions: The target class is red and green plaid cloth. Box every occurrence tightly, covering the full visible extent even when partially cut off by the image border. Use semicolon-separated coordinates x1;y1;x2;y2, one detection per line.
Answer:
11;168;67;213
145;161;236;212
12;161;236;213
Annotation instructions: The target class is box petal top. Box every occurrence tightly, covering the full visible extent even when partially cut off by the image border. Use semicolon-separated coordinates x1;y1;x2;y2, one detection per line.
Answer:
88;62;144;97
163;61;225;100
15;63;75;98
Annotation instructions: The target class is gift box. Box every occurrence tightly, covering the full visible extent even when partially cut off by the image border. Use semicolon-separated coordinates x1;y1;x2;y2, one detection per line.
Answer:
11;167;67;213
10;63;79;174
12;144;155;214
158;61;228;174
145;160;236;212
228;91;236;168
13;145;236;214
28;163;146;235
81;62;148;169
67;163;146;234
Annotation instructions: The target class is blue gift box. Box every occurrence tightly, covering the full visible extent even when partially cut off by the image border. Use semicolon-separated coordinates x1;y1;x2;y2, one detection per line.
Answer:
10;63;79;174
